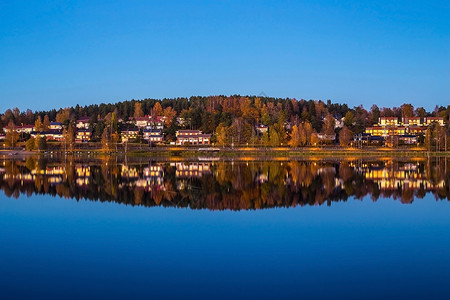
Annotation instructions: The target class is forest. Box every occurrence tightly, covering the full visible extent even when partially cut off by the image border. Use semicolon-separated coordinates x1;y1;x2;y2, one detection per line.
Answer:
1;95;450;147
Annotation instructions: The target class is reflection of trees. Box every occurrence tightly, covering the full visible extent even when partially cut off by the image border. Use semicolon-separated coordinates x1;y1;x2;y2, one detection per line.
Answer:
0;158;449;210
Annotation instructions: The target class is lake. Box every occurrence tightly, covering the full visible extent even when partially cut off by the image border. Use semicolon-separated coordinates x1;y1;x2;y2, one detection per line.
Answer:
1;157;449;299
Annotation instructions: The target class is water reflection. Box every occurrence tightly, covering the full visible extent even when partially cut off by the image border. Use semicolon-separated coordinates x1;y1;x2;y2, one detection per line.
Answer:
1;157;449;209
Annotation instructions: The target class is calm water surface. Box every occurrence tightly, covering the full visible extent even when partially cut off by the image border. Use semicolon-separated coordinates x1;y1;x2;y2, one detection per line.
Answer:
1;157;450;299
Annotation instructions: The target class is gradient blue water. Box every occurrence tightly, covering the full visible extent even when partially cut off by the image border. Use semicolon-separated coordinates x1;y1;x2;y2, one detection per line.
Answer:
1;193;450;299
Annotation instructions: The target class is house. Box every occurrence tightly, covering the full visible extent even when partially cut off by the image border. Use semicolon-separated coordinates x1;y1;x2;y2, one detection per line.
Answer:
402;117;421;126
399;134;418;145
317;133;336;142
75;129;92;142
31;130;63;141
424;117;444;126
148;116;165;130
379;117;399;126
50;122;63;130
177;117;188;127
365;126;405;137
365;126;386;136
133;117;149;128
392;126;406;135
17;125;34;134
76;117;90;129
176;130;211;145
334;117;345;129
3;125;34;134
143;128;164;143
121;127;140;142
255;124;268;135
407;126;426;135
131;115;165;129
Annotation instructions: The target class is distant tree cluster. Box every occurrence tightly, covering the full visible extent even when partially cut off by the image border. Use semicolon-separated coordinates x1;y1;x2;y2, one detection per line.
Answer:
1;95;449;146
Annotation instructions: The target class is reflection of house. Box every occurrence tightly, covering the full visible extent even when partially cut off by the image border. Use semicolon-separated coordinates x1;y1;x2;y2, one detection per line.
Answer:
143;128;163;142
121;165;139;179
141;165;164;187
175;162;211;177
255;124;268;135
176;130;211;145
362;163;445;191
256;173;268;184
28;166;64;184
76;117;90;129
75;165;91;187
75;129;92;142
143;165;164;179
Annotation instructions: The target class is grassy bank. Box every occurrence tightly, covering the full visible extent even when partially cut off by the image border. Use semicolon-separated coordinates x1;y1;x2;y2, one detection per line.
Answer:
2;144;449;159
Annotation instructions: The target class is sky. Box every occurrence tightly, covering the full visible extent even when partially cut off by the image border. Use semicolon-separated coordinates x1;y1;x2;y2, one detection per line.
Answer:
0;0;449;112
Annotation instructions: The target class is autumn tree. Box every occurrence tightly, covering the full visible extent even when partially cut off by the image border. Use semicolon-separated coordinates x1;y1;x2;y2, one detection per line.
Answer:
344;111;354;127
163;107;177;127
303;121;313;145
25;137;35;151
269;126;280;147
34;135;47;151
43;115;51;131
289;125;301;147
134;102;144;118
35;116;43;132
62;125;75;152
5;121;19;147
215;123;230;147
298;123;307;146
310;132;319;146
102;111;119;151
370;105;380;125
260;105;271;125
101;129;111;151
153;102;163;117
415;107;426;120
339;126;353;147
262;131;270;147
323;114;336;135
401;104;414;118
56;108;71;123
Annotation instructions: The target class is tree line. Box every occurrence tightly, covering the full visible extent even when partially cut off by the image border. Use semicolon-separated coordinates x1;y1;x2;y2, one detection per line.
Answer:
1;96;449;147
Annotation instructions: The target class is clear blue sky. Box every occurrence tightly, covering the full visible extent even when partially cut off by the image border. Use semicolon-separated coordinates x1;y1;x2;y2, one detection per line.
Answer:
0;0;449;112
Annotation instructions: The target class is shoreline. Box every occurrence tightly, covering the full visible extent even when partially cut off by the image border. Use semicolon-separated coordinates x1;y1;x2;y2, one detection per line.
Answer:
1;147;449;160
